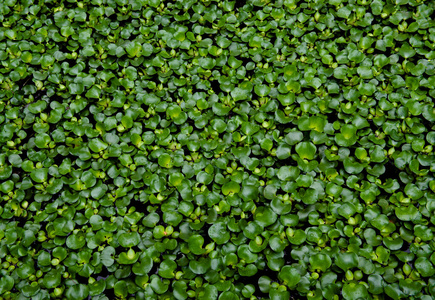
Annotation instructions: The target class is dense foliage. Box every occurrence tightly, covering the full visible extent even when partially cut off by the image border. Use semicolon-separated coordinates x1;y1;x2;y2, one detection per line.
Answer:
1;0;435;299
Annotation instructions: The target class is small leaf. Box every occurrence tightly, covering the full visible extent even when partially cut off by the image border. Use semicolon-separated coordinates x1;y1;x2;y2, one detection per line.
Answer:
399;43;416;59
118;232;140;248
125;41;142;57
222;181;240;195
65;284;89;300
85;86;102;99
30;168;48;183
287;229;306;245
231;87;250;101
159;259;177;279
415;257;435;277
89;138;108;152
278;266;301;288
254;85;271;97
101;246;116;267
342;283;369;300
0;276;14;294
158;153;173;168
309;253;332;272
150;276;169;294
43;270;62;289
188;235;206;255
295;142;317;160
66;234;86;250
209;221;230;244
395;205;421;221
336;253;358;271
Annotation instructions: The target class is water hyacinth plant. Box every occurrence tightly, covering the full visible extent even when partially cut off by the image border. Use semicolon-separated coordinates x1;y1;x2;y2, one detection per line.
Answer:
1;0;435;299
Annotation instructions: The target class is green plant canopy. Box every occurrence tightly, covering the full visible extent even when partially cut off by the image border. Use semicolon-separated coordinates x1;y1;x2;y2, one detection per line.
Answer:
1;0;435;299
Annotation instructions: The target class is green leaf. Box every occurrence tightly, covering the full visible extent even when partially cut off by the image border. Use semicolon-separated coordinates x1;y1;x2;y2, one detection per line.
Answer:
118;232;140;248
0;180;14;193
189;257;211;275
286;228;306;245
399;43;416;59
43;269;62;289
371;0;383;15
188;234;206;255
278;93;295;106
5;29;16;40
404;183;424;200
278;266;300;288
295;142;317;160
209;221;230;244
338;203;356;219
415;257;435;277
91;183;108;199
65;284;89;300
158;153;173;168
82;45;95;56
222;181;240;195
254;85;271;97
0;276;14;294
35;133;51;148
66;234;86;250
125;41;142;57
335;124;358;146
142;43;154;56
395;205;421;221
336;253;358;271
89;138;108;152
269;235;288;252
122;115;133;128
41;54;55;68
114;281;128;298
199;57;216;70
276;144;291;160
28;100;47;114
30;168;48;183
101;247;116;267
285;131;303;145
238;245;258;264
231;87;250;101
85;86;102;99
243;221;264;239
133;257;153;276
337;6;351;18
255;207;277;227
159;259;177;279
357;66;373;79
334;66;348;79
241;122;260;136
342;283;369;300
150;276;169;294
309;253;332;272
343;157;365;175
